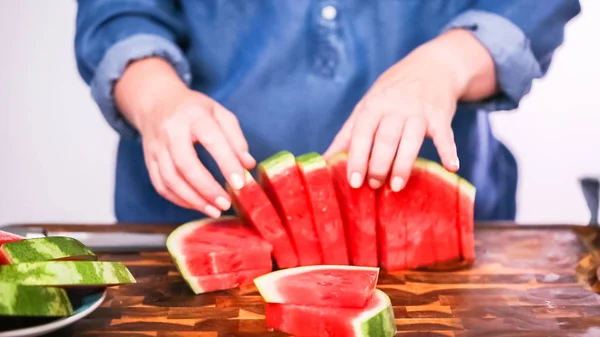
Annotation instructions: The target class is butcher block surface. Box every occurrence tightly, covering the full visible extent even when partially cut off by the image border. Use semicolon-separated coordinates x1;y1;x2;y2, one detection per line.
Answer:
4;222;600;337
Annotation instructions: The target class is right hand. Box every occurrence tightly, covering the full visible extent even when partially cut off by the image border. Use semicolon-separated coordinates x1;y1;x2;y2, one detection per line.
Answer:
115;58;255;218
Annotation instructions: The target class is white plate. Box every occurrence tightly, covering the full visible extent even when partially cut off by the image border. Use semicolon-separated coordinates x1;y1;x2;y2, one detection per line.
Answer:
0;289;107;337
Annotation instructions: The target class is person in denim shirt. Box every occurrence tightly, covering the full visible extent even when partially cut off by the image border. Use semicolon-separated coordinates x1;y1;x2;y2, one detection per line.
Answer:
74;1;580;223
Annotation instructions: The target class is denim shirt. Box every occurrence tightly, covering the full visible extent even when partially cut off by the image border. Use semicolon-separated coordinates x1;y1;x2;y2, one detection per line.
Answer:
74;0;580;223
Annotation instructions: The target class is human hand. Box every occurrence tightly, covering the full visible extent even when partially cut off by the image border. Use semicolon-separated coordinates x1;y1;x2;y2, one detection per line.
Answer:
325;29;496;191
115;58;255;218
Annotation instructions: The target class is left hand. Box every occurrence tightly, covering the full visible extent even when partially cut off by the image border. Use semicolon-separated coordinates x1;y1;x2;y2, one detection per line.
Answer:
324;29;496;192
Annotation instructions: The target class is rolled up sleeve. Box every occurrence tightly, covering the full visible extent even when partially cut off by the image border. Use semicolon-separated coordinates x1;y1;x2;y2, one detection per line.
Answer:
442;0;581;112
74;0;191;139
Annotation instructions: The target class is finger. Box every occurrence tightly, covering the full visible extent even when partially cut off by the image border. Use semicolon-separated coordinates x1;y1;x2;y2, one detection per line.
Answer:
147;158;195;210
323;108;359;159
367;114;406;189
212;104;256;169
346;104;383;188
191;114;247;191
390;115;427;192
168;131;232;212
428;119;459;172
157;150;222;218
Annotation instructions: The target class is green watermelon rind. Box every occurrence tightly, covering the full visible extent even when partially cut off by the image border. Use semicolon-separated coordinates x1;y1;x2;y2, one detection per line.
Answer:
0;282;74;317
2;236;97;264
0;261;136;286
185;268;272;295
259;150;296;176
166;216;239;283
253;265;380;303
296;152;327;172
354;289;397;337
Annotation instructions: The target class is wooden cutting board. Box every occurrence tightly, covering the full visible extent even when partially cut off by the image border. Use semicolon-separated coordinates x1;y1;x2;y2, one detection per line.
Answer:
11;223;600;337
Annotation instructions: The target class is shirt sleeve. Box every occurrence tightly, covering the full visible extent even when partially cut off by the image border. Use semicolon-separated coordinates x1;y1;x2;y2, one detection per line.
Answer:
442;0;581;112
74;0;191;139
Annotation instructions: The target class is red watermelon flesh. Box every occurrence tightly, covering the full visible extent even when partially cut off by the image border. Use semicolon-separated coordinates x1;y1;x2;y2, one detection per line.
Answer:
457;178;476;262
186;268;271;294
327;152;378;267
376;183;407;271
228;171;299;269
0;230;24;265
265;289;396;337
258;151;323;266
390;165;436;269
166;217;273;278
296;153;349;265
254;265;379;308
417;160;461;264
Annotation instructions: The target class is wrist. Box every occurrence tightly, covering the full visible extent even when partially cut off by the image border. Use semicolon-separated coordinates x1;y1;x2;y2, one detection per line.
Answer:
114;57;189;131
422;28;497;101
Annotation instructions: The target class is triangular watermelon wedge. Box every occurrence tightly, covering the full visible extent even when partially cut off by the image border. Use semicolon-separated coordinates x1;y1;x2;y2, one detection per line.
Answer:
265;289;396;337
0;229;24;265
327;152;378;267
167;217;273;279
254;265;379;308
258;151;323;266
296;152;349;265
416;159;461;265
377;182;407;271
228;171;299;269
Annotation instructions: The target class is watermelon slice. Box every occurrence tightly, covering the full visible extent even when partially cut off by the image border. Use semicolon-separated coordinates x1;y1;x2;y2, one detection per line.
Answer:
228;171;299;269
1;237;97;264
0;282;73;317
185;268;270;294
0;230;24;265
296;153;349;265
0;261;136;286
265;289;396;337
458;177;476;262
258;151;323;266
254;265;379;308
417;159;461;264
327;152;378;267
376;183;407;271
167;217;272;279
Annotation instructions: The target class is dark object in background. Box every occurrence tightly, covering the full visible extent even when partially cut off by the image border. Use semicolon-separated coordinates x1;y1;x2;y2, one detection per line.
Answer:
580;177;599;225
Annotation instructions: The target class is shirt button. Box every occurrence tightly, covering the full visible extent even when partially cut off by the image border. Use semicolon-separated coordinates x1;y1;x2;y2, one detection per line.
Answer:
321;5;337;20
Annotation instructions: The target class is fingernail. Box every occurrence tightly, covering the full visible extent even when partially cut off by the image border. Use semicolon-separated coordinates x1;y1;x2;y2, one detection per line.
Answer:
215;196;231;211
350;172;363;188
230;173;245;190
205;205;221;218
368;178;382;189
391;176;404;192
243;152;255;164
452;158;460;170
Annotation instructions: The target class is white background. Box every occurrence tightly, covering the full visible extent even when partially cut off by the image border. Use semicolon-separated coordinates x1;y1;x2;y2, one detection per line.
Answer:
0;1;598;225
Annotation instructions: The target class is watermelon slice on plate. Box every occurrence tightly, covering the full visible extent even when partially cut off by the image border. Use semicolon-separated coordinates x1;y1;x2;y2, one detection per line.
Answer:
0;229;24;265
296;152;349;265
185;268;270;294
254;265;379;308
258;151;322;266
0;282;74;317
228;171;299;269
265;289;396;337
327;152;378;267
167;216;273;279
0;261;136;287
1;236;97;264
457;177;476;262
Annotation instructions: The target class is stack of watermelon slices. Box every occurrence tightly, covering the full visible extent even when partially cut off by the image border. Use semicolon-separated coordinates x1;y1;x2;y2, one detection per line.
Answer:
167;150;476;294
254;265;396;337
0;230;136;319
